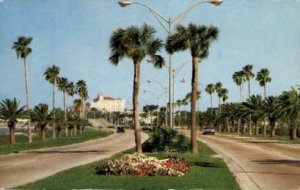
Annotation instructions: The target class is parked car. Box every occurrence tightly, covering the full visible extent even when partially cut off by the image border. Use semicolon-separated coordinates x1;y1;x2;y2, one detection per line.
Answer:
202;128;215;135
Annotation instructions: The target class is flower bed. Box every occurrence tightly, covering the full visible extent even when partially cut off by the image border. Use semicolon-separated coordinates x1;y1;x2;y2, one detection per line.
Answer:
96;153;191;176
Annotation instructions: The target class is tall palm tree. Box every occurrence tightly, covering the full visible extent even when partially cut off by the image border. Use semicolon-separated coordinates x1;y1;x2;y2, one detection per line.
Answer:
262;96;281;137
44;65;60;139
232;71;246;102
242;95;264;135
58;77;68;136
76;80;88;120
256;68;271;136
0;98;25;144
279;88;300;140
242;65;255;98
12;36;33;143
31;104;53;140
67;81;75;104
256;68;271;98
109;24;164;153
205;83;215;107
242;65;255;135
215;82;223;109
58;77;68;122
220;88;229;104
166;23;219;154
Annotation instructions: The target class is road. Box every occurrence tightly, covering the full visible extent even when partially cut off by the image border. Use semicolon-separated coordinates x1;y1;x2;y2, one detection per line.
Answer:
0;121;148;188
198;133;300;190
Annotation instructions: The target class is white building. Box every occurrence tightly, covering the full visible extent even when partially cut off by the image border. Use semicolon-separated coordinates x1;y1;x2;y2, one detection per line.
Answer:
90;95;125;113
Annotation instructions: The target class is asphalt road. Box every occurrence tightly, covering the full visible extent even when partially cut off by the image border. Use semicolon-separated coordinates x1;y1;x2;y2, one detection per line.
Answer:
198;133;300;190
0;124;148;188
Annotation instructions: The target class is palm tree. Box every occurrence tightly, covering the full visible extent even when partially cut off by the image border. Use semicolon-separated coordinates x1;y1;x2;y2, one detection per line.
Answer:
31;104;52;140
166;23;219;154
58;77;68;136
256;68;271;136
44;65;60;139
279;88;300;140
58;77;68;121
242;95;264;135
76;80;88;120
205;84;215;107
262;96;281;137
215;82;223;109
242;65;255;135
109;24;164;153
242;64;255;98
67;81;75;104
220;88;229;104
176;99;183;127
256;68;271;98
232;71;246;102
0;98;25;144
12;36;33;143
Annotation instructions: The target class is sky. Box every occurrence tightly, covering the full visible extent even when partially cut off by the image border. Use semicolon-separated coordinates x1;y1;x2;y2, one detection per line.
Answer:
0;0;299;111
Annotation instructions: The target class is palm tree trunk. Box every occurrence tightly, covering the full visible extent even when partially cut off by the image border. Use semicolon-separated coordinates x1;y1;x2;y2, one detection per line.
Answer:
210;94;213;108
156;110;159;127
52;81;56;139
41;127;46;140
254;120;259;135
248;80;251;98
249;116;252;135
240;85;242;102
262;85;267;136
9;126;16;144
270;118;276;137
264;85;267;99
291;119;297;140
23;59;32;143
63;92;68;137
237;119;241;134
133;59;142;153
191;57;199;154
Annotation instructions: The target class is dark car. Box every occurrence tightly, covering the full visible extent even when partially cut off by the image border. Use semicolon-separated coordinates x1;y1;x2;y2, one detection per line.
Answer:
117;126;125;133
202;128;215;135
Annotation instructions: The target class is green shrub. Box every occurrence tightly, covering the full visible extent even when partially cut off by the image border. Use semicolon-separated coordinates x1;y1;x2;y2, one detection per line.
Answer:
142;127;190;152
174;134;191;152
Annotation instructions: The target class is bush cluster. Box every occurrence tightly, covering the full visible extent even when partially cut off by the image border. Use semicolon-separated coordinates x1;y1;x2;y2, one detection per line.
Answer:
142;127;191;152
95;153;191;176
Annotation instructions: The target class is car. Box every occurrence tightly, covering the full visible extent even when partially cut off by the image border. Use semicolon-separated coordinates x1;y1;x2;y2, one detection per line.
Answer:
117;126;125;133
202;128;215;135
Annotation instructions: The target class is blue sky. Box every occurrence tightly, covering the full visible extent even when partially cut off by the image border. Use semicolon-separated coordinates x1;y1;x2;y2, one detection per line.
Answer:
0;0;299;111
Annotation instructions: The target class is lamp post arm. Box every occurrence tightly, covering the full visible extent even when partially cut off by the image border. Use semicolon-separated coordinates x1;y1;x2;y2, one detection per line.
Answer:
171;0;215;27
133;2;170;33
155;81;168;94
174;60;190;77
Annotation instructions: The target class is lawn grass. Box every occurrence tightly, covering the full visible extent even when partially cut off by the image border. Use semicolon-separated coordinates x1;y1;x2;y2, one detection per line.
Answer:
0;128;112;155
222;132;300;144
19;142;240;190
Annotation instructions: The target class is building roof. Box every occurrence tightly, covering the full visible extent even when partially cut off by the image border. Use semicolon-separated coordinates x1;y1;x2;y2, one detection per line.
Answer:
94;95;116;102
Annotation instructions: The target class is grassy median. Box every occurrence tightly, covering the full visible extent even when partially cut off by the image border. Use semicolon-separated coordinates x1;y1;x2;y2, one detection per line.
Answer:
20;142;240;190
0;128;111;155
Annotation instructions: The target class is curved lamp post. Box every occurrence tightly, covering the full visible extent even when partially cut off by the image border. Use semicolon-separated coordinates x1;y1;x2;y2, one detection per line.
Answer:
118;0;222;128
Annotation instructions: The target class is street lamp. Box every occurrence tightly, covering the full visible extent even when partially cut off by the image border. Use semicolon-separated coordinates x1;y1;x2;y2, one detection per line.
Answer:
147;79;168;94
118;0;222;129
144;89;165;127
